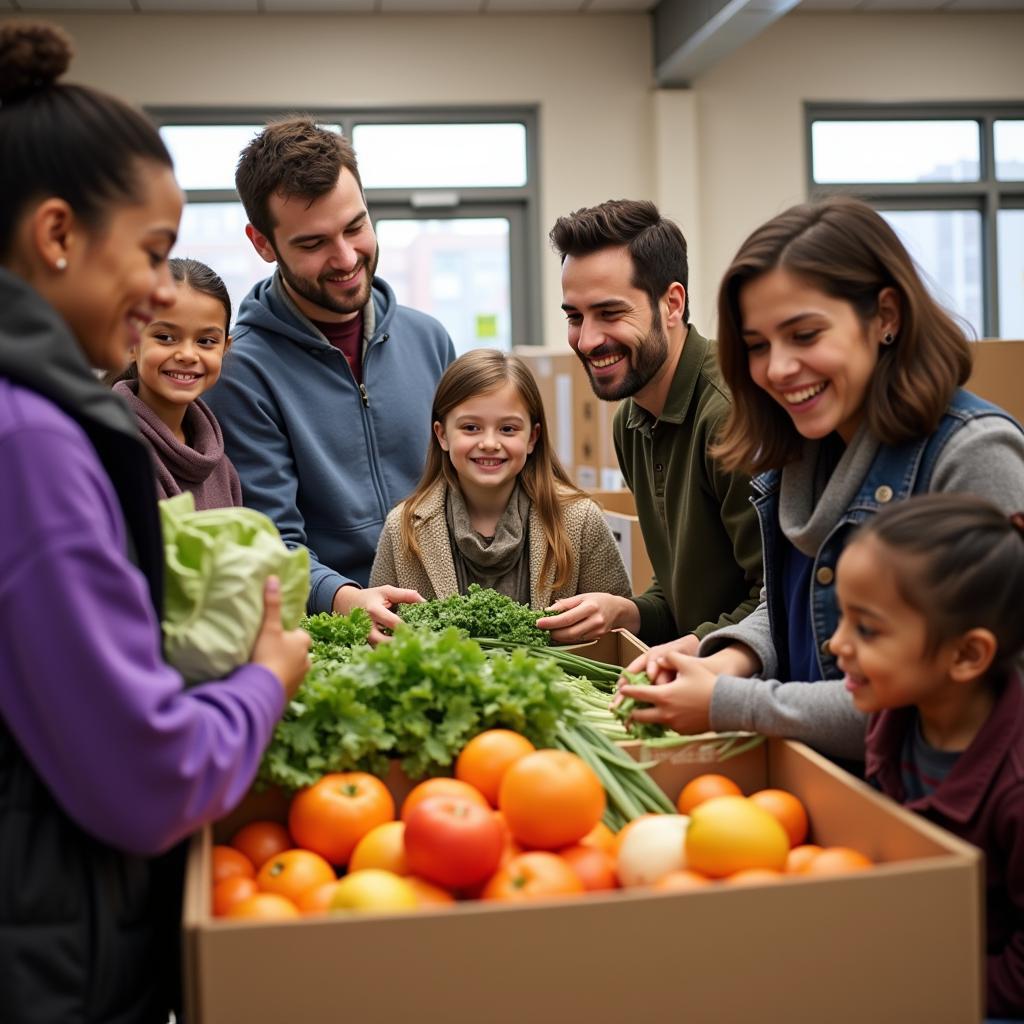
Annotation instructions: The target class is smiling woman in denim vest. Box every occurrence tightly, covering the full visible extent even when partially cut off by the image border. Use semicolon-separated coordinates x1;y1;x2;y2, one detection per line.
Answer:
618;196;1024;763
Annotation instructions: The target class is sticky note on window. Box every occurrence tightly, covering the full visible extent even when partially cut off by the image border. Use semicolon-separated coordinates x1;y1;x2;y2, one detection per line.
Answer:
476;314;498;339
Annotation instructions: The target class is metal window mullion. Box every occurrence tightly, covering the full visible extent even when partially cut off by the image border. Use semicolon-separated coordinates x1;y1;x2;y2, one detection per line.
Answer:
980;114;1000;338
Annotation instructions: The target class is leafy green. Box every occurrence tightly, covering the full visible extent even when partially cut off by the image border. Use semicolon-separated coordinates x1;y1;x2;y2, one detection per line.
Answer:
398;583;550;646
610;671;667;740
159;492;309;684
259;619;574;790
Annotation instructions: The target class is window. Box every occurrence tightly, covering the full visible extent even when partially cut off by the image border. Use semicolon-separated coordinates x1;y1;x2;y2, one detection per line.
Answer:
806;105;1024;339
151;109;539;354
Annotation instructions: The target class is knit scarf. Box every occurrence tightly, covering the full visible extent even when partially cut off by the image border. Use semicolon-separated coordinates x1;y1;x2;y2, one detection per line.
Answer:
445;482;532;603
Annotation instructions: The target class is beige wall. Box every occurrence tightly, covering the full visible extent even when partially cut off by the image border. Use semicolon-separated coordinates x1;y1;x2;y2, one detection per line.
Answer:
20;11;654;349
13;10;1024;343
690;11;1024;326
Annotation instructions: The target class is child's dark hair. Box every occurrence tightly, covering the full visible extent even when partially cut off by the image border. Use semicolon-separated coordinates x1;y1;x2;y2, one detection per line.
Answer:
169;257;231;330
0;22;172;261
855;493;1024;676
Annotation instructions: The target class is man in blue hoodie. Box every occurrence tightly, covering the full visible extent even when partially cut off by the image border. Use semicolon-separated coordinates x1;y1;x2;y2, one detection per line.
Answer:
207;118;456;642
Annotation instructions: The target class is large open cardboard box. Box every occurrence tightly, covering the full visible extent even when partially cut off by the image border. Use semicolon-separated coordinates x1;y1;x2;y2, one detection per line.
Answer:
182;620;984;1023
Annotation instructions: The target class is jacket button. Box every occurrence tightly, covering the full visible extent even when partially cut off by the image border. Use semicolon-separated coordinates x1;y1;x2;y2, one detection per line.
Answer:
654;463;663;473
820;639;832;656
815;566;834;586
874;485;894;503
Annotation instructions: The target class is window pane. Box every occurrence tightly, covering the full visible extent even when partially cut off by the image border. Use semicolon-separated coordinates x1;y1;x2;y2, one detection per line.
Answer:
171;202;268;324
998;209;1024;338
995;120;1024;182
161;124;341;192
880;210;984;338
811;121;980;183
352;123;527;189
375;218;510;355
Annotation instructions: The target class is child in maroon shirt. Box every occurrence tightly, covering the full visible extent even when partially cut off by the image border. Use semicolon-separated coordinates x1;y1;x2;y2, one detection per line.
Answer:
829;493;1024;1020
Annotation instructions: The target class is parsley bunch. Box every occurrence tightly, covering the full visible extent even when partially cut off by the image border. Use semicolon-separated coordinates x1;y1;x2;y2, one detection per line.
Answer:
259;619;573;790
398;584;550;646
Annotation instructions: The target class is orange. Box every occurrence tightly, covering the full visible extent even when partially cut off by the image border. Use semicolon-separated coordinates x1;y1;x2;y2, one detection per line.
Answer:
230;820;292;871
212;876;257;917
786;844;824;874
455;730;536;807
652;870;713;892
748;789;809;847
483;851;586;902
801;846;873;876
349;821;409;875
226;892;300;921
405;876;457;908
212;845;255;884
685;795;790;878
256;849;336;902
578;821;617;855
723;868;785;886
400;778;490;823
498;750;606;850
295;880;342;915
560;844;619;891
676;774;742;815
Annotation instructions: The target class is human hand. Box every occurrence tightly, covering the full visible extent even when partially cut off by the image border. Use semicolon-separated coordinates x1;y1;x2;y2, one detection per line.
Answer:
617;650;718;735
250;576;312;701
535;593;641;644
620;633;700;685
332;584;425;645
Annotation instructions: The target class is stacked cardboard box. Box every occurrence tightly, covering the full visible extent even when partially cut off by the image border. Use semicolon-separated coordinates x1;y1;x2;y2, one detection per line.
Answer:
969;338;1024;423
586;489;653;595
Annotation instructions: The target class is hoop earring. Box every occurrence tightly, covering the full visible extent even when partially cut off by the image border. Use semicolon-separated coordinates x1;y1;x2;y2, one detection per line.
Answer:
881;332;895;346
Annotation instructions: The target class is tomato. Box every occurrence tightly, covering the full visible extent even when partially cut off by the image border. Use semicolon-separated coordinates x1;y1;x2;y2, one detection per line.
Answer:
685;796;790;878
785;844;824;874
230;820;292;871
405;876;457;908
800;846;872;875
288;772;395;866
676;774;742;815
212;876;258;917
256;849;336;903
455;729;536;807
295;880;342;915
226;892;300;921
483;851;585;902
349;820;409;875
615;814;690;888
652;869;713;892
498;750;605;850
400;777;490;822
212;845;255;884
723;868;785;886
578;821;617;855
560;844;619;891
329;870;418;914
748;789;809;847
404;796;504;889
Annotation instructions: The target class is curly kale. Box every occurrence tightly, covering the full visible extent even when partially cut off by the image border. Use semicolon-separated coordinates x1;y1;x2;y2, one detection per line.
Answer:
398;584;550;647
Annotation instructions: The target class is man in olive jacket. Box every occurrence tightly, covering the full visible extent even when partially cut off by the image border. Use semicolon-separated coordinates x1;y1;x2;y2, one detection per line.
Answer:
539;199;762;650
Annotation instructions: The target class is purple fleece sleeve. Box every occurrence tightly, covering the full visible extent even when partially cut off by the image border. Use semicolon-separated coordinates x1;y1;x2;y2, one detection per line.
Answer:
0;412;285;856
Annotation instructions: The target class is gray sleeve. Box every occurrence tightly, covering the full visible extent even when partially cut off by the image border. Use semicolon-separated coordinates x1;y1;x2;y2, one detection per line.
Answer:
709;676;867;761
697;588;777;678
929;415;1024;510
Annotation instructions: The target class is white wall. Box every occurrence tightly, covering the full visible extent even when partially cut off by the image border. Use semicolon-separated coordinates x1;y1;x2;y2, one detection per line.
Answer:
16;10;1024;341
24;12;654;349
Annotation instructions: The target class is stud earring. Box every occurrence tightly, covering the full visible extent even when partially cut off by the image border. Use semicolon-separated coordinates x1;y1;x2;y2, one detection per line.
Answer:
881;332;895;346
55;256;68;271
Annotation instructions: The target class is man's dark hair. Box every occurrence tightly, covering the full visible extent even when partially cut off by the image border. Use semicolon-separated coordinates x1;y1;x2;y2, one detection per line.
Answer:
235;116;362;245
549;199;689;323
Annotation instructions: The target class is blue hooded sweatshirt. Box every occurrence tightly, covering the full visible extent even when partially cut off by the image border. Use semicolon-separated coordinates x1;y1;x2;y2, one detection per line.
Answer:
206;273;455;612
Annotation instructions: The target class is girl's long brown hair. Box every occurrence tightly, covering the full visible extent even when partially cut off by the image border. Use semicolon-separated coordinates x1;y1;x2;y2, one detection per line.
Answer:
712;196;972;475
400;349;585;592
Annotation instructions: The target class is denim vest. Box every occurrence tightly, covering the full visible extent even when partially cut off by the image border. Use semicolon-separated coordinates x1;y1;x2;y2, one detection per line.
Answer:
751;389;1020;681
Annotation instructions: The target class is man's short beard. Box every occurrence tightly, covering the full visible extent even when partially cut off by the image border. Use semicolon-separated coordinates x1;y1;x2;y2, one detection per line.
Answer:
275;244;379;317
581;306;669;402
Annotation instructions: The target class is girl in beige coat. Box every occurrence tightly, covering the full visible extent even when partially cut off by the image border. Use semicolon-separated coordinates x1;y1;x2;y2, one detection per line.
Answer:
370;349;630;612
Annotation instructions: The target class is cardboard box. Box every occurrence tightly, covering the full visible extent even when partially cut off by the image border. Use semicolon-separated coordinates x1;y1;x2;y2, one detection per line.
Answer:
512;346;586;473
574;390;623;491
587;489;654;595
183;711;983;1022
969;338;1024;424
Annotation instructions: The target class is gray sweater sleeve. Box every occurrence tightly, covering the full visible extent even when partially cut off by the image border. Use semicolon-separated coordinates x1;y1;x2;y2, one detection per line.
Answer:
697;587;776;677
710;676;867;761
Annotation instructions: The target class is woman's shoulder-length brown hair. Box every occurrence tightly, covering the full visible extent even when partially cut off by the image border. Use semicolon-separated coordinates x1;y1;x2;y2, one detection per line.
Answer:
712;196;973;476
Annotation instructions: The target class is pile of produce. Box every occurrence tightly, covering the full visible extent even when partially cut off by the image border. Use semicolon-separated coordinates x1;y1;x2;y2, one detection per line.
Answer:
212;749;875;921
397;583;550;646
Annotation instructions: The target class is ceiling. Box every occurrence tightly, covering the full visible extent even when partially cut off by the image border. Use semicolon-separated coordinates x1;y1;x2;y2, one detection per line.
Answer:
4;0;1021;10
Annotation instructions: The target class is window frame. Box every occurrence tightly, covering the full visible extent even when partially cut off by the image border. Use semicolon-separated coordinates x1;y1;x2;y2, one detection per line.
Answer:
805;102;1024;338
147;105;542;347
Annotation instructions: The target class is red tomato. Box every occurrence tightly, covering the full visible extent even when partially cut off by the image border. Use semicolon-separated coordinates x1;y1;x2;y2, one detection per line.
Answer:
403;796;504;890
560;844;619;891
288;773;395;866
400;778;490;823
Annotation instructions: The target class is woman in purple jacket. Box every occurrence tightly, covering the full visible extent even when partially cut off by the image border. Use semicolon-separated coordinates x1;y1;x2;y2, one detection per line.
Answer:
0;22;310;1023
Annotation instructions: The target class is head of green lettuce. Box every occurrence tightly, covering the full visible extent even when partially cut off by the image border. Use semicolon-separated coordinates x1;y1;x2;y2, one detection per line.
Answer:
160;493;309;684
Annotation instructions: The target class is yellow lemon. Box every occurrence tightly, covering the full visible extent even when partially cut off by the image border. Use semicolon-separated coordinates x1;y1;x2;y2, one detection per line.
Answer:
329;869;418;914
685;795;790;878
